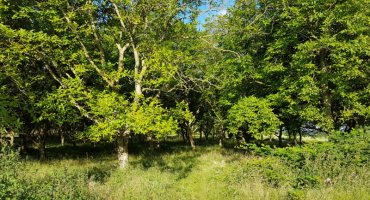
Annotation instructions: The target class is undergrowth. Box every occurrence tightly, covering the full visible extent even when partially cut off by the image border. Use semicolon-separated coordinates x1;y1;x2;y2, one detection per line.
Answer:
1;129;369;200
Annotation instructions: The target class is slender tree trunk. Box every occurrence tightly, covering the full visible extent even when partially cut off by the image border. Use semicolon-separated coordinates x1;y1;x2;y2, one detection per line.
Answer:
186;122;196;150
181;131;187;143
219;125;225;147
293;132;298;146
205;131;209;141
299;128;303;144
20;133;28;154
38;141;46;160
219;137;223;147
60;132;65;147
133;45;144;103
117;130;129;169
278;126;283;147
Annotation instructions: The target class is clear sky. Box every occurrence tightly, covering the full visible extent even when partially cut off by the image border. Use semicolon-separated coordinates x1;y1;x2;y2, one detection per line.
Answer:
197;0;235;30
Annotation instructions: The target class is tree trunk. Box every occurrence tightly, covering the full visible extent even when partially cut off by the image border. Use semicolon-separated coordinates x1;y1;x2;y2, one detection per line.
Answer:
186;122;196;150
133;45;144;103
20;133;28;155
35;128;46;160
293;132;298;146
299;128;303;144
188;129;195;151
219;137;223;147
219;126;225;147
278;126;283;147
8;130;15;147
319;48;333;126
38;141;46;160
237;131;246;145
117;130;129;169
60;132;65;147
242;132;253;143
205;131;209;141
181;131;187;143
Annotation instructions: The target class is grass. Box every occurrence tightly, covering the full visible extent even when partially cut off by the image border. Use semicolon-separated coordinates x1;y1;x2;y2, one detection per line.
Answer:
16;137;370;200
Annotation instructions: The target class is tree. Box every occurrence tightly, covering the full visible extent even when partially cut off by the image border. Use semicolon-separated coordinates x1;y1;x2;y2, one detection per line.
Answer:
0;0;207;167
227;96;281;143
214;0;370;140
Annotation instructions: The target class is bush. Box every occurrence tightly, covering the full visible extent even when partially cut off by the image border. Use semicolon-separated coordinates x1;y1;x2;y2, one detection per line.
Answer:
287;189;305;200
236;127;370;190
0;146;25;199
0;146;93;199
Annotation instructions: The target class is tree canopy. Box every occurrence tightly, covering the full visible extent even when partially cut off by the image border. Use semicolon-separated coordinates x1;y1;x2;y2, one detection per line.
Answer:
1;0;370;167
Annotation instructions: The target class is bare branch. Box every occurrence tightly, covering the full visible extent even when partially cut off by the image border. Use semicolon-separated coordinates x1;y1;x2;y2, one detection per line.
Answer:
116;42;130;82
200;37;241;60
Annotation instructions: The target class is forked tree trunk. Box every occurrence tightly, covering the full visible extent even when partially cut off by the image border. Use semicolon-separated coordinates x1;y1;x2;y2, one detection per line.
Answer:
117;130;130;169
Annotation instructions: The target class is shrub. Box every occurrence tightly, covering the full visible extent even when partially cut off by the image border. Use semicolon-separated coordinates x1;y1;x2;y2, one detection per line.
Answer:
287;189;305;200
0;146;93;199
0;146;25;199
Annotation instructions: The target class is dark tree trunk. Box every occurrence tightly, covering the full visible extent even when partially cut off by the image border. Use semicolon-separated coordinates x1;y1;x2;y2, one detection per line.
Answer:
237;131;246;145
34;127;46;160
278;126;283;147
205;131;209;141
242;132;253;143
20;134;28;155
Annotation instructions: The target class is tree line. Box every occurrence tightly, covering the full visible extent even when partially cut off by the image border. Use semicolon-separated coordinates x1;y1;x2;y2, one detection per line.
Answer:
1;0;370;168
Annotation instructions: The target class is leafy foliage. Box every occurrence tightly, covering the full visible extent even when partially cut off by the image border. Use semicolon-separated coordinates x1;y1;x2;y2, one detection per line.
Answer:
228;96;281;138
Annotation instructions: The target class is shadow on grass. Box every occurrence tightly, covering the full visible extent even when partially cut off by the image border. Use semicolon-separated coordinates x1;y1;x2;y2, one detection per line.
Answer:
128;138;212;180
23;136;226;180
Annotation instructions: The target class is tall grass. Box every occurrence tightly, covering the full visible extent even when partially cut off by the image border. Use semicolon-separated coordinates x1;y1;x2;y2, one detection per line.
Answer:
2;132;369;200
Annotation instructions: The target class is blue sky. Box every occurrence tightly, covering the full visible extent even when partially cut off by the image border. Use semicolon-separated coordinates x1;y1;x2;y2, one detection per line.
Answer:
197;0;235;29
